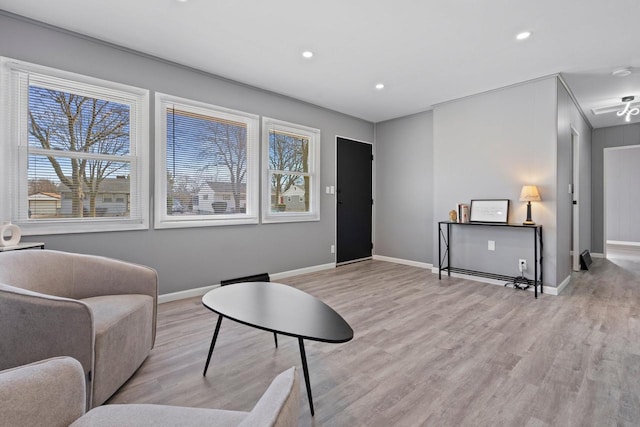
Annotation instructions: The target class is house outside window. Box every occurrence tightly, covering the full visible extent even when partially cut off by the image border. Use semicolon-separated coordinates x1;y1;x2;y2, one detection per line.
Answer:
155;93;259;228
0;57;149;234
262;117;320;223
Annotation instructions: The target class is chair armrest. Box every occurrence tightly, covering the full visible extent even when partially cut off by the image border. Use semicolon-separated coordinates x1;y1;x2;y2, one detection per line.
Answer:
0;357;86;427
0;284;94;379
238;367;300;427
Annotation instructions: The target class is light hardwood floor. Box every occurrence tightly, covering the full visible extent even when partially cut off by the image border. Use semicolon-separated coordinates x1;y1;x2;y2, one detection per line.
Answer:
109;257;640;426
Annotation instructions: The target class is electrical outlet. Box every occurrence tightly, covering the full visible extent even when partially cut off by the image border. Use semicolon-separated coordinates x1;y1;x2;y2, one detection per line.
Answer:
488;240;495;251
519;259;527;272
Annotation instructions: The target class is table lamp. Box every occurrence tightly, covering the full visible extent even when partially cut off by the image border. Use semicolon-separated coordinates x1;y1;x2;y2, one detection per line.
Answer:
520;185;541;225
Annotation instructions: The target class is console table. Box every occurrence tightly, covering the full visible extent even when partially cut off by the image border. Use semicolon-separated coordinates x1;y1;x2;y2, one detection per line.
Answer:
438;221;543;298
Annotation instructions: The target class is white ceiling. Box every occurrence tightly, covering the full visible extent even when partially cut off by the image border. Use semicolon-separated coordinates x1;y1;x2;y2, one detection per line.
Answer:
1;0;639;127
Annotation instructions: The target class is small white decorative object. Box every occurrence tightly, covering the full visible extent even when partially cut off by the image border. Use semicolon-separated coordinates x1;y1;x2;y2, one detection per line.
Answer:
0;222;22;247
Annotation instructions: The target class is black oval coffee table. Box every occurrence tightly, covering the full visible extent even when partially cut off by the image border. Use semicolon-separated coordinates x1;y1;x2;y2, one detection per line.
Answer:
202;281;353;416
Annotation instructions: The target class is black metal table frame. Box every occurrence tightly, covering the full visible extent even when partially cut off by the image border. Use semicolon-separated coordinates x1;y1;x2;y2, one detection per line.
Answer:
201;283;353;416
438;221;543;298
202;315;316;414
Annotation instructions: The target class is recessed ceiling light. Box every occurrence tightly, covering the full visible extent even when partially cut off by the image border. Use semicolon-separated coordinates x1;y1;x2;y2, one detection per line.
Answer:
176;0;188;2
302;51;314;59
516;31;531;40
612;67;632;77
375;83;385;90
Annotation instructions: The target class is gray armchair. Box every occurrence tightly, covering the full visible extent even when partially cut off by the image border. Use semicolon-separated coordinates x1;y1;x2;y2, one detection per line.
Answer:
0;357;300;427
0;250;157;407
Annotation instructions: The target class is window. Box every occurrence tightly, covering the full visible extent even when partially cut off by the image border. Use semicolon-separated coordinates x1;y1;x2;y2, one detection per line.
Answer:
155;93;259;228
0;57;149;234
262;117;320;223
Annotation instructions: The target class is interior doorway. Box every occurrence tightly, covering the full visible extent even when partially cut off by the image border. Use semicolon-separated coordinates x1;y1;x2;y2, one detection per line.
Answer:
336;137;373;265
604;145;640;265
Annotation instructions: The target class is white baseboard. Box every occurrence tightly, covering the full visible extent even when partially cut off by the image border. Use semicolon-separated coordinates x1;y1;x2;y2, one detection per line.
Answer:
158;262;336;304
431;267;560;296
270;263;336;281
591;252;605;259
607;240;640;247
373;255;432;269
158;283;220;304
549;275;571;296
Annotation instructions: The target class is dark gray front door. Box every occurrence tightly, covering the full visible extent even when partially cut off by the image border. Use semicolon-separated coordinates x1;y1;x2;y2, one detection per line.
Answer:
337;137;372;264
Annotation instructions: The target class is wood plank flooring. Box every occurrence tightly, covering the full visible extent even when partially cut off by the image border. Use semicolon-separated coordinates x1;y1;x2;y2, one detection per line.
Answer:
108;256;640;426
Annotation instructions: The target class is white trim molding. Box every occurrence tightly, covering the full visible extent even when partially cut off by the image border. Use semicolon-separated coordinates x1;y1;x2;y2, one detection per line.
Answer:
551;275;571;296
158;262;336;304
607;240;640;247
158;283;220;304
373;255;432;269
270;263;335;281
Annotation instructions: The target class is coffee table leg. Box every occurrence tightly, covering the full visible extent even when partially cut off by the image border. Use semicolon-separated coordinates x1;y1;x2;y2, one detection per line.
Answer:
274;332;278;348
203;315;223;376
298;338;315;416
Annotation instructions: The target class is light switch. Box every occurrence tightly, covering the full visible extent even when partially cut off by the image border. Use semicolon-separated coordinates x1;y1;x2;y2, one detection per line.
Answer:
488;240;495;251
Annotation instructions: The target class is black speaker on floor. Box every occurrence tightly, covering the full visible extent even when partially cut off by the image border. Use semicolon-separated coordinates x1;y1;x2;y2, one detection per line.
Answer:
219;272;277;348
580;250;593;270
220;272;270;286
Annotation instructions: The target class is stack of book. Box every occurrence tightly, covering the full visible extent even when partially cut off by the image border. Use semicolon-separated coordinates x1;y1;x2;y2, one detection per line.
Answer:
456;203;470;223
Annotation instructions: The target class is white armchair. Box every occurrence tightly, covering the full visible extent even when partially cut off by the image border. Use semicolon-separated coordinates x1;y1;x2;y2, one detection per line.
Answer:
0;250;157;407
0;357;300;427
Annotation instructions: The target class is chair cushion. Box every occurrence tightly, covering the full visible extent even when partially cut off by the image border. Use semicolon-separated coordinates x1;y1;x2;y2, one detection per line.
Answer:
71;404;248;427
82;294;154;406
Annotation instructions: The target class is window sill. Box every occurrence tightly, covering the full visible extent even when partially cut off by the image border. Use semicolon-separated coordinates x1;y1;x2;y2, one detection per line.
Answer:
261;213;320;224
154;215;259;229
16;219;149;236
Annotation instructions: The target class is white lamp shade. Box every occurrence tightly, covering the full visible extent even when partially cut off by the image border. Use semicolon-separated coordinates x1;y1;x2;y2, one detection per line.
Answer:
520;185;541;202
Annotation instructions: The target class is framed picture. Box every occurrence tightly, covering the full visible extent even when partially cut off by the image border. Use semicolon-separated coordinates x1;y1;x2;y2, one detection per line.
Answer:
469;199;509;223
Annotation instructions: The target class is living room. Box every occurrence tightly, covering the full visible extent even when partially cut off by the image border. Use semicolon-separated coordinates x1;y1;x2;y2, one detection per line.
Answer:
1;2;640;426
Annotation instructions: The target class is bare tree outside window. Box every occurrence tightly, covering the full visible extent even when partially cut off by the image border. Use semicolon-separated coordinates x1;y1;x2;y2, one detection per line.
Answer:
28;86;130;218
28;179;57;195
157;94;258;226
268;131;309;212
166;108;248;216
205;120;247;212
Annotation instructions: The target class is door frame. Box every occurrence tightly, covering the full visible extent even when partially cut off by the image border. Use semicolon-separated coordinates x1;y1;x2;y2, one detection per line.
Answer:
571;126;580;271
335;135;374;265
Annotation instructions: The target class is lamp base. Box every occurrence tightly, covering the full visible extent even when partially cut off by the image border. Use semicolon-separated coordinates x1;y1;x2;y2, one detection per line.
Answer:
523;201;535;225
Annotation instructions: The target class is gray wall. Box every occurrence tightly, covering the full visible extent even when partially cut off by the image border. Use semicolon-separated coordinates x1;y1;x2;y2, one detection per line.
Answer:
433;78;559;286
556;82;591;282
0;12;374;295
591;123;640;252
374;111;433;264
605;145;640;244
